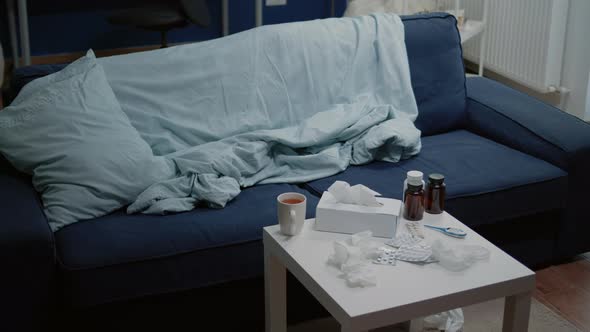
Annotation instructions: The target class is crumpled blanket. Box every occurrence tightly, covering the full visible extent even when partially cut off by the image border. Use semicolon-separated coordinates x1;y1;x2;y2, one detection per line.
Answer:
103;13;421;214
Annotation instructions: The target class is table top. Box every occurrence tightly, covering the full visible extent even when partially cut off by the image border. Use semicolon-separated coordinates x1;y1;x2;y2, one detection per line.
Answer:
263;212;535;327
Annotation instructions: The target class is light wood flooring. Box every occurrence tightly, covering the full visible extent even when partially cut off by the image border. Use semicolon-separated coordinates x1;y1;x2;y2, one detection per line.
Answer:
534;253;590;331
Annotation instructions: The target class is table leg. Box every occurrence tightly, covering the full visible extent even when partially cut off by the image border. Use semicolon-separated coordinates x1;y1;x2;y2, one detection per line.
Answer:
502;291;532;332
265;250;287;332
399;320;421;332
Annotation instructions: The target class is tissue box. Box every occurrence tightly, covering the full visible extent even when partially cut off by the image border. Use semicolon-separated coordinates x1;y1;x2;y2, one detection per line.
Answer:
315;191;401;238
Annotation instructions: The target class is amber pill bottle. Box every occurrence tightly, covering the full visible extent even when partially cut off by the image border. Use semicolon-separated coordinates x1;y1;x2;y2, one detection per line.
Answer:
425;173;445;214
403;183;425;221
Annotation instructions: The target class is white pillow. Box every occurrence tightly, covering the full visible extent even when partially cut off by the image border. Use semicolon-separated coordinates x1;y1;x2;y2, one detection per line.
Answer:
0;51;175;231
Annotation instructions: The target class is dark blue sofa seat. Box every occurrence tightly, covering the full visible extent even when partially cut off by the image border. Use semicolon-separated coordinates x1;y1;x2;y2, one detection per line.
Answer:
0;165;55;331
55;184;318;307
305;130;568;226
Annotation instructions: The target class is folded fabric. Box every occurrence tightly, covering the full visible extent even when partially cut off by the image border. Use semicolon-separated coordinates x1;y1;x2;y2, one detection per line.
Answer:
0;50;174;231
123;13;421;214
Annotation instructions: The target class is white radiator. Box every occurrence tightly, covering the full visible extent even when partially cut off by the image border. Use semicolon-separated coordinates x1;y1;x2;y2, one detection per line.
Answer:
462;0;569;93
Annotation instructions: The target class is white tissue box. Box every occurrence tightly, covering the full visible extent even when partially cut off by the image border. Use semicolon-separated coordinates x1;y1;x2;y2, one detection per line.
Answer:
315;191;401;238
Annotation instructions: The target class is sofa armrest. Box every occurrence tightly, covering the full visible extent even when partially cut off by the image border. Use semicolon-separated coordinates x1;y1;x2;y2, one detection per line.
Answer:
466;77;590;169
465;77;590;258
0;162;56;330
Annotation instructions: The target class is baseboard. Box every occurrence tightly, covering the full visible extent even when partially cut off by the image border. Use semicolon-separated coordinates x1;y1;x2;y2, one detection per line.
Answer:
0;44;160;108
5;44;163;67
1;44;165;96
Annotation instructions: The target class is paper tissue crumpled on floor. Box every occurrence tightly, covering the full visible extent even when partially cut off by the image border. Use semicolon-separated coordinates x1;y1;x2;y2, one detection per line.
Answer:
423;308;465;332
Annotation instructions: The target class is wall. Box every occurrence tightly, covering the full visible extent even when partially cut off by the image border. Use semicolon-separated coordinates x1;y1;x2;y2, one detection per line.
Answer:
1;0;348;57
560;0;590;120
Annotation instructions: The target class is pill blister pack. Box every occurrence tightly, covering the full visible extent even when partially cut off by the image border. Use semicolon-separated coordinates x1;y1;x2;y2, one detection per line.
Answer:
411;256;439;265
393;244;432;262
373;242;435;266
405;221;425;239
385;233;422;248
373;251;397;266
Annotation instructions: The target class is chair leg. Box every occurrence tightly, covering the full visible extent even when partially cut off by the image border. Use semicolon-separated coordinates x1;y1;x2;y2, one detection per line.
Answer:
160;31;168;48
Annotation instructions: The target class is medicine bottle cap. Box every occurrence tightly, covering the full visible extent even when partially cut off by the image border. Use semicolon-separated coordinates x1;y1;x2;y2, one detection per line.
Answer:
407;182;423;191
406;170;423;186
428;173;445;185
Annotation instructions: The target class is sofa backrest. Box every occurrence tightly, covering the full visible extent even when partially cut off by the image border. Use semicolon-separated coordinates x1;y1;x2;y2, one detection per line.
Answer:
6;14;466;138
402;13;467;136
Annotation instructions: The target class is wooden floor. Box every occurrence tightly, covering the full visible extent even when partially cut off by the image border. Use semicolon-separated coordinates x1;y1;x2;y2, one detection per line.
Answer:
534;253;590;331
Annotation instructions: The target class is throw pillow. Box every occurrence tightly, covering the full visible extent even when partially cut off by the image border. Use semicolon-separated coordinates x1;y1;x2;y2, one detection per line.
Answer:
0;50;174;231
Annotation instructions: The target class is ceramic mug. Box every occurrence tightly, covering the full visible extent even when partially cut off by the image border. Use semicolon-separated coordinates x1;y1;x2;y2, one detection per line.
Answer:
277;192;307;236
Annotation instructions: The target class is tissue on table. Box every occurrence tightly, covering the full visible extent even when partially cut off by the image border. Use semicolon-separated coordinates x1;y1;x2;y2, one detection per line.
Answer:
327;230;380;287
431;239;491;271
315;181;401;238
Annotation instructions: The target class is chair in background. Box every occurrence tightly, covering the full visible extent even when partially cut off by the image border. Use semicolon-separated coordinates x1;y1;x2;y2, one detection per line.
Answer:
0;41;4;107
107;0;211;48
0;41;4;88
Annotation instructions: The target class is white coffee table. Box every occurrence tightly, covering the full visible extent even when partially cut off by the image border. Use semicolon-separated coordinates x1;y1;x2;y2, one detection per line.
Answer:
263;212;535;332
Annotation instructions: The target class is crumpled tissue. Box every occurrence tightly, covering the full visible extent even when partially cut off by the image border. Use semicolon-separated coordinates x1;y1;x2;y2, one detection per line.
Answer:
327;181;381;207
431;239;490;272
327;230;381;287
423;308;465;332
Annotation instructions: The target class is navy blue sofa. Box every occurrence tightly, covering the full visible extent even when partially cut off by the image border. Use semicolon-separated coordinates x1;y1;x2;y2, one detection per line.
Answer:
2;13;590;331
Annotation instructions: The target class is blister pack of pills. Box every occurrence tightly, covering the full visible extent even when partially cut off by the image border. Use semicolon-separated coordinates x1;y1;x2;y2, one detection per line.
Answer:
405;221;425;239
373;250;397;266
393;244;432;262
385;233;422;248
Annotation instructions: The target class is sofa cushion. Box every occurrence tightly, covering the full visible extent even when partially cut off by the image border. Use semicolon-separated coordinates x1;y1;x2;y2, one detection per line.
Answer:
404;14;467;136
55;183;318;307
305;130;567;225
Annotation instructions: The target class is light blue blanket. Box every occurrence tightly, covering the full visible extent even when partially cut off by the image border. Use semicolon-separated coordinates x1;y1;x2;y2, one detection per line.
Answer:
99;14;421;214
